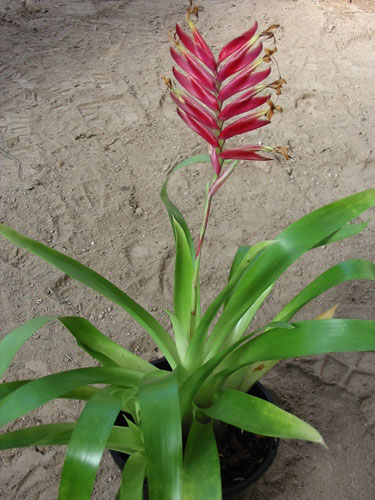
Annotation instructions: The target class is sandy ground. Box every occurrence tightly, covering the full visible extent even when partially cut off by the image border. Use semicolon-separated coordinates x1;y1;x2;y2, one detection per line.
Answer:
1;0;375;498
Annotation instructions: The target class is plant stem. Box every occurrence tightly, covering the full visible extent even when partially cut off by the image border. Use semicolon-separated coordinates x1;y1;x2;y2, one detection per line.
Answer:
190;161;239;337
190;179;215;335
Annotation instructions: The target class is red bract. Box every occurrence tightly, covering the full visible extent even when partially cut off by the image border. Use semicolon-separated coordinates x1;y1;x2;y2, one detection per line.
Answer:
170;47;216;92
218;21;258;64
220;116;269;140
175;24;216;72
177;108;220;148
168;10;285;176
209;145;221;175
172;67;219;111
219;94;270;121
219;146;271;161
217;43;263;83
170;91;218;130
218;68;272;102
187;21;217;72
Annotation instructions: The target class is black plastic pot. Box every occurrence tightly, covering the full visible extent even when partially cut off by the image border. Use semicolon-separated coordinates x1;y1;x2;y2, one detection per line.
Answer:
110;358;278;499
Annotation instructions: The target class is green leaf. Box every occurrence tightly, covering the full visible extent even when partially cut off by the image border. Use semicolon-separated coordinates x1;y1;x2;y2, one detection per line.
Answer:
184;241;277;369
59;316;156;373
117;452;146;500
226;319;375;371
201;389;324;444
108;425;144;454
173;217;195;347
180;335;251;417
227;241;274;285
0;315;154;378
139;370;183;500
312;220;370;248
227;245;251;281
0;380;99;402
0;224;178;367
0;315;54;377
274;259;375;322
183;420;221;500
227;259;375;390
165;310;188;362
0;422;143;454
170;154;211;174
160;154;210;258
222;284;274;348
59;388;122;500
0;367;143;427
0;423;76;449
160;155;210;328
206;190;375;358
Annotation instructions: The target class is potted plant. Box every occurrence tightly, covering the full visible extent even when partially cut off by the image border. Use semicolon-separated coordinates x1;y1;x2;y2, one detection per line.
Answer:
0;5;374;500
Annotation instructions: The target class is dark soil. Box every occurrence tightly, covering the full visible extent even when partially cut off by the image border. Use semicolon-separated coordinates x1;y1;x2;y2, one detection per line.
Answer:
219;425;278;493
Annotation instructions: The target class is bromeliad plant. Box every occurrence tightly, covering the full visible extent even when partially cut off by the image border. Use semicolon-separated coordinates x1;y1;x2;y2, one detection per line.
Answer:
1;6;375;500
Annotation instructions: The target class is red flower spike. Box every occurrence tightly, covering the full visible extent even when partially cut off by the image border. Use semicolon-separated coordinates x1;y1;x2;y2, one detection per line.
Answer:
218;67;272;102
173;67;219;111
219;146;271;161
218;22;258;64
177;108;220;148
219;116;270;140
219;94;270;121
209;145;221;175
169;17;285;174
176;24;217;72
170;91;218;130
217;43;263;83
170;48;216;92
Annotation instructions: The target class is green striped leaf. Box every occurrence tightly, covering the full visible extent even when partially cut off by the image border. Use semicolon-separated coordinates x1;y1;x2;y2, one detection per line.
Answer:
221;284;273;348
108;424;144;454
